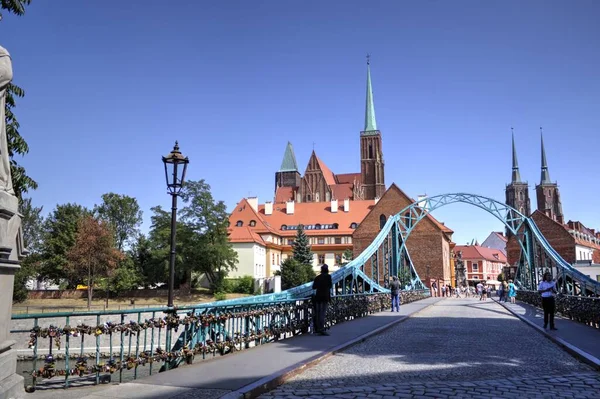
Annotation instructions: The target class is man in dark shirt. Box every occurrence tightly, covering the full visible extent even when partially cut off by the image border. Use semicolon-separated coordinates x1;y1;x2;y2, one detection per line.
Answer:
312;264;333;336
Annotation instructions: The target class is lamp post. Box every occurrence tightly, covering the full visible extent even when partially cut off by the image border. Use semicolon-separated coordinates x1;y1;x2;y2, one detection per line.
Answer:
162;141;189;308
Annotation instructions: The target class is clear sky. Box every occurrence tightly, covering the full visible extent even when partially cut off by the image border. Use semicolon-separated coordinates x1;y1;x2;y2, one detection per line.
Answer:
1;1;599;246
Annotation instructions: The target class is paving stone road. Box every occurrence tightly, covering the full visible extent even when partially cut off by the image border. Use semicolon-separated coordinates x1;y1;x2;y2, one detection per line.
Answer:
260;298;600;398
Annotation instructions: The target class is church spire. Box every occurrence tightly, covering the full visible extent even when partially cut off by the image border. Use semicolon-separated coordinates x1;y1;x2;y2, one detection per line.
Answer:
511;128;521;183
540;127;551;184
364;55;377;132
279;141;298;172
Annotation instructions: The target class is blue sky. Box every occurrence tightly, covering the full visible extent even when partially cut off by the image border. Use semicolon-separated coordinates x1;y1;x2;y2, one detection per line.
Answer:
1;1;599;245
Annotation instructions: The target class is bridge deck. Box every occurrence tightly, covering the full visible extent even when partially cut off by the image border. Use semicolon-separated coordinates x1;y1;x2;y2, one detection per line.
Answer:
26;297;600;399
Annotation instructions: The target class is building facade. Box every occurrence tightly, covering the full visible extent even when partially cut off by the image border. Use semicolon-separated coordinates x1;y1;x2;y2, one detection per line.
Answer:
352;184;454;287
455;245;508;287
481;231;508;256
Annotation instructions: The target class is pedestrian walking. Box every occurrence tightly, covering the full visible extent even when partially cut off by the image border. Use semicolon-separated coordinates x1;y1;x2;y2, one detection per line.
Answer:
312;264;333;336
507;279;517;304
390;276;401;312
441;285;446;297
432;281;438;297
538;272;558;330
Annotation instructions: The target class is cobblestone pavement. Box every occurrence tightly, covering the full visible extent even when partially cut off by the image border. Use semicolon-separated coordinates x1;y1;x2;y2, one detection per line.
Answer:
260;298;600;398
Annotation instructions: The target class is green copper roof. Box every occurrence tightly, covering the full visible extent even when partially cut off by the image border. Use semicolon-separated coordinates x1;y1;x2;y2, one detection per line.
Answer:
279;141;299;172
364;61;378;132
511;129;521;183
540;129;551;184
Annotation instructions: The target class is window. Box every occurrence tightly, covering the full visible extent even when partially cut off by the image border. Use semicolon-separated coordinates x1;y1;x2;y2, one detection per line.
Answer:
335;254;342;265
318;254;325;264
307;195;312;201
350;222;358;229
315;192;320;202
272;253;275;264
404;212;412;228
332;223;339;229
315;224;322;230
318;237;325;245
236;220;243;227
472;262;479;271
326;192;330;201
249;220;256;227
335;237;342;244
281;224;287;230
369;144;373;158
379;214;387;230
287;239;294;245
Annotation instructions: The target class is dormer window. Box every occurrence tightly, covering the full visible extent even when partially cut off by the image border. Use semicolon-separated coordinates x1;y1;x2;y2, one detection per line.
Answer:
281;224;287;230
315;224;322;230
249;220;256;227
350;222;358;229
236;221;243;227
332;223;339;229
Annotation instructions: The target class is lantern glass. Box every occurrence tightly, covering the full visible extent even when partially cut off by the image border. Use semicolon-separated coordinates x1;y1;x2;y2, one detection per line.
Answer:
162;141;189;194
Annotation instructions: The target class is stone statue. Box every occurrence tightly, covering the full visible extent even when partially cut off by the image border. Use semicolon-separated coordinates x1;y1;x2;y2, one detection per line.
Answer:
0;46;14;194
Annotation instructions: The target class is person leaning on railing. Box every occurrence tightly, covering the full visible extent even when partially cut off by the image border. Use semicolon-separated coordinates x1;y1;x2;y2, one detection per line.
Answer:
538;272;558;331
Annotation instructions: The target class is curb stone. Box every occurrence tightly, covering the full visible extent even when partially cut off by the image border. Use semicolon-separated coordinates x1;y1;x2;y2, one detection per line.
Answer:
494;298;600;371
220;297;442;399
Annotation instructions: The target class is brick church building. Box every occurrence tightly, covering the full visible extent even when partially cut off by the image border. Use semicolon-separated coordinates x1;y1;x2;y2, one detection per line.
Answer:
505;130;600;268
227;60;454;288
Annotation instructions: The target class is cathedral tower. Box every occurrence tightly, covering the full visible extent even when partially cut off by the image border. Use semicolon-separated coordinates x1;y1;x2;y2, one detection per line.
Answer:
505;129;531;237
535;130;564;224
360;58;385;200
275;141;301;192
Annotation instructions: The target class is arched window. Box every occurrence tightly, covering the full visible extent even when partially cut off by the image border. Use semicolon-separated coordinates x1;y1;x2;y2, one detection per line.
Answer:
315;224;322;230
249;220;256;227
325;191;330;201
350;222;358;229
236;221;243;227
315;192;320;202
379;214;387;230
281;224;287;230
332;223;339;229
369;144;373;159
404;212;412;229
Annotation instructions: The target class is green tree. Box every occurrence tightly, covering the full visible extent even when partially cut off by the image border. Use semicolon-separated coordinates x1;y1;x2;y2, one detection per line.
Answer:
276;258;316;290
342;249;354;264
398;268;412;288
0;0;31;20
13;197;44;301
179;179;237;291
292;225;313;265
130;233;164;288
67;215;123;309
94;193;143;251
40;203;89;285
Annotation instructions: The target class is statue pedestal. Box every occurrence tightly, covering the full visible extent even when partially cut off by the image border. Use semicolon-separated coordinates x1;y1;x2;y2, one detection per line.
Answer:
0;191;24;399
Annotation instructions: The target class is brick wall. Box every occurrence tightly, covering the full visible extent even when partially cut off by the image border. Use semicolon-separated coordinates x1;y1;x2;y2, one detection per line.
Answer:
353;184;452;287
507;210;576;266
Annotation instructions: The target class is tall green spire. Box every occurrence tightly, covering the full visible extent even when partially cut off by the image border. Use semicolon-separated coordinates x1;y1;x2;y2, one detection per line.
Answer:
511;128;521;183
364;56;378;132
279;141;299;172
540;127;551;184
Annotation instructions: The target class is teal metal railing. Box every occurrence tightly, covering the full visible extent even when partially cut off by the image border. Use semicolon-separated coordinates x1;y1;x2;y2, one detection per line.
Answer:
11;291;429;391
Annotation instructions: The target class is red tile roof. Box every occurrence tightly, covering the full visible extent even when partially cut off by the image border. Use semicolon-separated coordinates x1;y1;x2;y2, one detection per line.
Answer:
336;173;361;185
228;198;375;243
455;245;507;263
314;154;336;186
331;183;353;201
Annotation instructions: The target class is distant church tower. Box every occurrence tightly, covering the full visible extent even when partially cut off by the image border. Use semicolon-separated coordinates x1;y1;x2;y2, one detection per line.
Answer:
360;57;385;200
505;129;531;237
275;141;301;192
535;130;564;224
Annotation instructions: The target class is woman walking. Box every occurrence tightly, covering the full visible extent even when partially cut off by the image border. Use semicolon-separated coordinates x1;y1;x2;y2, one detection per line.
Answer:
507;280;517;303
538;272;558;330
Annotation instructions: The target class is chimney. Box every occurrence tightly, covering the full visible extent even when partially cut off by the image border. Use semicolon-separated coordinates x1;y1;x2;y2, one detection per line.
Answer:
265;201;273;215
374;197;380;205
331;199;338;213
343;199;350;212
417;195;428;210
286;200;295;215
247;197;258;212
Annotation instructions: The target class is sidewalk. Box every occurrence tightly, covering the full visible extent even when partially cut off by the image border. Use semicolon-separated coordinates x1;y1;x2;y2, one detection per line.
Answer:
28;297;440;399
495;298;600;369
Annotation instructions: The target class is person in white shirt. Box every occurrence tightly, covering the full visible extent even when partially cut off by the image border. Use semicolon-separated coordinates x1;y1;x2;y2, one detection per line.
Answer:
538;272;558;330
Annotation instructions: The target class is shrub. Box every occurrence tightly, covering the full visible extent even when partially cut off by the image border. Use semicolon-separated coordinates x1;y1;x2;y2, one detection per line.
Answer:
213;292;227;301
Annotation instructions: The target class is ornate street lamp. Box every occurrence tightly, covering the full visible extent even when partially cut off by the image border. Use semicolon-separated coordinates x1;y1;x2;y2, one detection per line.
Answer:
162;141;189;308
